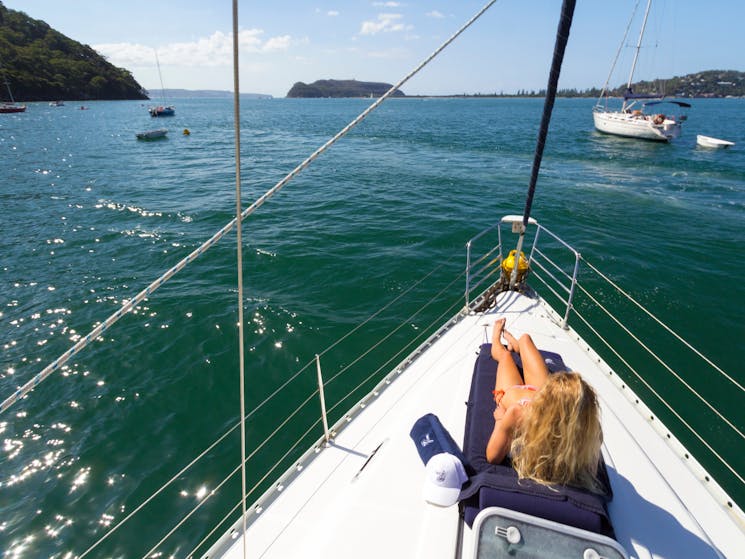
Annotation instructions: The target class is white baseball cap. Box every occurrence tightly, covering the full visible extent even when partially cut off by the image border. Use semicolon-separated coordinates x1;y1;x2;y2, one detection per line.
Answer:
423;452;468;507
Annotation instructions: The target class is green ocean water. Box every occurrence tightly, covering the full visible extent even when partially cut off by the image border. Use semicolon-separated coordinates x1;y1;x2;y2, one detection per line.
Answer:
1;97;743;557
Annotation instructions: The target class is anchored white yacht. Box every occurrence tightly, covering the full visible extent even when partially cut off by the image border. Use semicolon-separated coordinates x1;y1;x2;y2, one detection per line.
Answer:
592;0;691;142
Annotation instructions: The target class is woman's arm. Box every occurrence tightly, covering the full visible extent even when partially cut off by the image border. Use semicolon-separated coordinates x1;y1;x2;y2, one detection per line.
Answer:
486;404;522;464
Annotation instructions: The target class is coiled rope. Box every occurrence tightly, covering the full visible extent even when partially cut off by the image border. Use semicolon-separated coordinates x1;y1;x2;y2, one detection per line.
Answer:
0;0;500;416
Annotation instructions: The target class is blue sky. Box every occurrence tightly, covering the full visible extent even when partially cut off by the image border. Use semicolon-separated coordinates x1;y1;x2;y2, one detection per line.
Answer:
5;1;744;97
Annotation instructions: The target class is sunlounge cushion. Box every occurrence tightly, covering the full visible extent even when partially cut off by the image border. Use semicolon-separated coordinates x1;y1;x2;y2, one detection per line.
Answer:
459;343;615;539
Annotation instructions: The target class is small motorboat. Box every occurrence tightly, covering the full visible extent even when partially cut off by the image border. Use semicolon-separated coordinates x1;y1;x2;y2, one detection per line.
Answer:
696;135;735;149
136;128;168;141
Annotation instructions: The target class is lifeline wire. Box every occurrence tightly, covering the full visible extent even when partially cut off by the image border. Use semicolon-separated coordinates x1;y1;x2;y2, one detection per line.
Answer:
0;0;499;417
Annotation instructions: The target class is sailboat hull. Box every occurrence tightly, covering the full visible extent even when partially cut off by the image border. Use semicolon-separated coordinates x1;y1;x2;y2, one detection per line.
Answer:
593;109;680;142
0;103;26;113
149;105;175;117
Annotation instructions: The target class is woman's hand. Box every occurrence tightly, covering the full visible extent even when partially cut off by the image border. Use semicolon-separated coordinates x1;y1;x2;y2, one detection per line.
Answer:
502;403;524;427
486;404;524;464
493;405;505;421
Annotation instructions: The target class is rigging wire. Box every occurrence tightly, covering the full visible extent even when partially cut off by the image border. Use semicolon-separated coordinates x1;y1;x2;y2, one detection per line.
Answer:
626;0;653;93
230;1;249;557
582;258;744;394
597;0;641;105
327;278;467;418
186;268;470;559
77;248;460;556
0;0;499;418
570;300;745;486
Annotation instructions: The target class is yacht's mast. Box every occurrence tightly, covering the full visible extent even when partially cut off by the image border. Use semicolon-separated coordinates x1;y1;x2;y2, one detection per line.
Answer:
1;64;16;103
154;49;166;105
626;0;652;93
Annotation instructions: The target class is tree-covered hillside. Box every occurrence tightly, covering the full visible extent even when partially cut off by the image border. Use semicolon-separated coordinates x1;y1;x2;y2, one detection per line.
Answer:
611;70;745;98
442;70;745;98
287;79;405;98
0;1;147;101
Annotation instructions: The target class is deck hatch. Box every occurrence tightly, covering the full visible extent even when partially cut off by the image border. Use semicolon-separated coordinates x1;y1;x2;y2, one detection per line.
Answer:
472;507;628;559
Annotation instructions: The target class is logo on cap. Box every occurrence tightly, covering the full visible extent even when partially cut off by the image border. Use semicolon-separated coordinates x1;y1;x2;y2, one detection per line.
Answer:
422;452;468;507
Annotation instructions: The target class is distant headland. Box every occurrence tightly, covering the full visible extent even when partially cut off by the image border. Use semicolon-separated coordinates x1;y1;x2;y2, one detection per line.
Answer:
287;80;405;98
286;71;745;99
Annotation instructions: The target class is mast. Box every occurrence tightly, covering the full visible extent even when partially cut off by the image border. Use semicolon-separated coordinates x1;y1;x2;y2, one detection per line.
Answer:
1;63;16;103
5;78;14;103
623;0;652;110
154;49;166;105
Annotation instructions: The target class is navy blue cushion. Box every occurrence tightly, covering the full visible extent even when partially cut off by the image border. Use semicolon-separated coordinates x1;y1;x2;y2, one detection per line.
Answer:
459;343;615;539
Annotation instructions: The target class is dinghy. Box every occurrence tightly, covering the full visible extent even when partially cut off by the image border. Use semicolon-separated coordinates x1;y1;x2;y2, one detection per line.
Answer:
136;128;168;140
697;135;735;148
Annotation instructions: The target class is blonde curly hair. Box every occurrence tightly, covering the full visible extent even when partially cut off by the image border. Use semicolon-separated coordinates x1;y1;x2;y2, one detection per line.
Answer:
510;371;603;493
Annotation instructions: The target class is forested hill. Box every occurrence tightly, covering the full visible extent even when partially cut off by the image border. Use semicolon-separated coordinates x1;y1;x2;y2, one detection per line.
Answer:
618;70;745;98
287;79;405;98
450;70;745;98
0;1;146;101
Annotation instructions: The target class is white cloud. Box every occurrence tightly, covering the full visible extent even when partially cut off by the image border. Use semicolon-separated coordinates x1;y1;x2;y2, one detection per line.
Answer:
373;2;401;6
426;11;445;19
92;42;155;66
359;13;411;36
263;35;293;52
94;29;294;68
327;10;340;17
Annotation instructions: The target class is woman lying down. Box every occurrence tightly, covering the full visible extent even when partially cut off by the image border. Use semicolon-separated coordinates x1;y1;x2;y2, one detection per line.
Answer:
487;318;605;494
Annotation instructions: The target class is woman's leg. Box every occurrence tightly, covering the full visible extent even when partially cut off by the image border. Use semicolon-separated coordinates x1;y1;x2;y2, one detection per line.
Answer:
512;332;550;388
491;319;524;394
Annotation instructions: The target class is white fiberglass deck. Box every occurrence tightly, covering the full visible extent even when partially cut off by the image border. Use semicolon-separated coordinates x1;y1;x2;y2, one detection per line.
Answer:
212;290;744;559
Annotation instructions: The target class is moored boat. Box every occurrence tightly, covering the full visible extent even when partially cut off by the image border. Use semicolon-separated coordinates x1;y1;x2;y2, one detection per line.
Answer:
593;99;689;142
1;65;26;113
593;0;690;142
148;105;175;117
136;128;168;140
0;102;26;113
148;49;175;117
697;134;735;148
